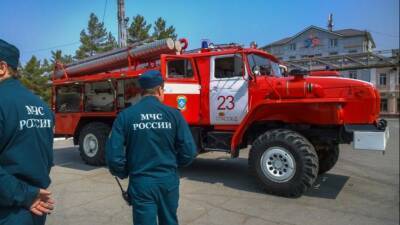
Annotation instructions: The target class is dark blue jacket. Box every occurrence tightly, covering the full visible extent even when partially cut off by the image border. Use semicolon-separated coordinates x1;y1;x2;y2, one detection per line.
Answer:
0;78;54;223
106;96;197;183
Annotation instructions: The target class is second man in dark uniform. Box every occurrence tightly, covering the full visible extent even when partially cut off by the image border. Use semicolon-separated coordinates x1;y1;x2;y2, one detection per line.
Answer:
106;70;197;225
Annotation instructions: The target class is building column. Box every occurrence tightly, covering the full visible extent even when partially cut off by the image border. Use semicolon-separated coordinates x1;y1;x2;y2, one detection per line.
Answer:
370;68;377;86
388;94;397;114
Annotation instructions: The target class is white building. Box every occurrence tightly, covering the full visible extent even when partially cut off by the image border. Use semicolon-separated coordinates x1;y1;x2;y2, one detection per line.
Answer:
262;25;375;81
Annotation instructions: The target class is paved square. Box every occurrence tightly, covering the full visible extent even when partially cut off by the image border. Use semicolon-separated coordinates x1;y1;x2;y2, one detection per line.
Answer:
47;119;399;225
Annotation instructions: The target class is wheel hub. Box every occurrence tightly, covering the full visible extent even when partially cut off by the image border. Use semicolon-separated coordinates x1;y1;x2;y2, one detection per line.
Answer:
83;134;98;158
260;147;296;182
273;160;283;169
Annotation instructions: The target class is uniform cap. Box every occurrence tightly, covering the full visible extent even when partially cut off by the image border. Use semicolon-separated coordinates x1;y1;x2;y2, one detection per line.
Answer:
0;39;20;70
139;70;164;89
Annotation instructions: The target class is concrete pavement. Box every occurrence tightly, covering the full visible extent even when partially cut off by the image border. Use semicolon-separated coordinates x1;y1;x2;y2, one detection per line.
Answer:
46;119;399;225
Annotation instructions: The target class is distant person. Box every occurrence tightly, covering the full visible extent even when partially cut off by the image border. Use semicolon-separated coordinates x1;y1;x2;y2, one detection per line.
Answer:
106;70;197;225
0;39;55;225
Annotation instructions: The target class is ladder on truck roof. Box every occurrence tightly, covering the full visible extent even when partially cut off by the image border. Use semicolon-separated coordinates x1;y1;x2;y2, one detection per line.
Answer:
53;38;185;80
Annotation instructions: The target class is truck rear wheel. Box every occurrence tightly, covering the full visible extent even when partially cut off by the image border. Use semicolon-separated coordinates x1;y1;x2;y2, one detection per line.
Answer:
78;122;110;166
249;129;319;197
317;145;339;174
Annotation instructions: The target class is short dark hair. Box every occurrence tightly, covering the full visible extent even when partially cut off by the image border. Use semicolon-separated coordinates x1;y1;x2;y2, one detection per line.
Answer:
141;84;164;96
8;66;18;77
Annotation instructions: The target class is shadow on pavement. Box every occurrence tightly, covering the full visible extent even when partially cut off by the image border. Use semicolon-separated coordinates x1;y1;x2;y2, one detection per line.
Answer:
54;146;99;171
180;157;263;194
180;157;349;199
53;146;349;199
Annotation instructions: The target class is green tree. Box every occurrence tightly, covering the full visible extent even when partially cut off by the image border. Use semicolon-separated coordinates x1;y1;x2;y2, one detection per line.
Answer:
19;56;51;103
152;17;177;40
75;13;118;59
127;14;152;43
50;50;73;66
41;59;51;72
22;56;41;78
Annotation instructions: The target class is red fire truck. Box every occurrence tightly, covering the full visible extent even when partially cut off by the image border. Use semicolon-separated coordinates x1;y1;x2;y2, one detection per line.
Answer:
52;38;389;197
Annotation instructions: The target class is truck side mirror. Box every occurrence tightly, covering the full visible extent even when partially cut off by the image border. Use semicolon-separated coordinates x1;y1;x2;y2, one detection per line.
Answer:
252;65;261;76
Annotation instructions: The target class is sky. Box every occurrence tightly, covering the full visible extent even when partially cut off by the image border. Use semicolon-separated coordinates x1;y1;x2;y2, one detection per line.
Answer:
0;0;398;65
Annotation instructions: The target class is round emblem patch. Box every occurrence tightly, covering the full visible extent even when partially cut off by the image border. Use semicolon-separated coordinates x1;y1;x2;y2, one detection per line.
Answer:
177;96;187;111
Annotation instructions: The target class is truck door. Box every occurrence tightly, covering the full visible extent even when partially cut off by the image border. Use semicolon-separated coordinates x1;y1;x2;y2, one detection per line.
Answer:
54;84;83;135
246;53;284;105
161;55;201;124
210;54;248;125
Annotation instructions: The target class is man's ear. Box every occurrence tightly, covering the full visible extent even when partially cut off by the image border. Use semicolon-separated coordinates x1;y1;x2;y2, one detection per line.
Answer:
0;63;7;76
157;86;163;96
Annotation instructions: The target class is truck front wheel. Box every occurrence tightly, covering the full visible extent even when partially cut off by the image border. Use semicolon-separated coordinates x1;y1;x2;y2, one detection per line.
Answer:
249;129;319;197
78;122;110;166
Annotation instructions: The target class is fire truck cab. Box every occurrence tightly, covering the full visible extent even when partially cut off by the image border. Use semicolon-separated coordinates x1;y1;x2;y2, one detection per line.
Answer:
52;39;389;197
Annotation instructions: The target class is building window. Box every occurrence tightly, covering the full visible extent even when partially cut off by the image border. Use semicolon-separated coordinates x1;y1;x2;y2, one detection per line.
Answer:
329;39;338;48
329;52;338;55
349;71;357;79
381;98;388;112
379;73;387;86
289;56;296;60
289;43;296;51
348;49;358;53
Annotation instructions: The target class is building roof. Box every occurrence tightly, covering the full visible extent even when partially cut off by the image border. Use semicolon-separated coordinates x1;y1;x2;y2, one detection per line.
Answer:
335;28;366;36
267;37;292;46
262;25;376;49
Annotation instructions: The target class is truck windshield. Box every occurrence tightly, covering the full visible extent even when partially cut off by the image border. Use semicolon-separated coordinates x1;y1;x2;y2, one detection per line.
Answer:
247;53;282;77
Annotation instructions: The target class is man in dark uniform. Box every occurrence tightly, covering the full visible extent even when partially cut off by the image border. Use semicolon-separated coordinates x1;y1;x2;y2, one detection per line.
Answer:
106;70;197;225
0;39;55;225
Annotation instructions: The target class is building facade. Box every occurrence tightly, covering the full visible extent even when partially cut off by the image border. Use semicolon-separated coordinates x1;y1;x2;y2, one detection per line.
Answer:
262;25;399;116
262;25;376;81
373;66;399;116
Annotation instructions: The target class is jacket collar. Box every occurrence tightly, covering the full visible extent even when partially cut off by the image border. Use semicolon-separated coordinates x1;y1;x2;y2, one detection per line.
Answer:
0;77;18;87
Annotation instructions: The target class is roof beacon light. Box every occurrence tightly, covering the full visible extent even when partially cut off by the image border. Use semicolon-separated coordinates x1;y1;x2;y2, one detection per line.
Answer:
201;40;209;49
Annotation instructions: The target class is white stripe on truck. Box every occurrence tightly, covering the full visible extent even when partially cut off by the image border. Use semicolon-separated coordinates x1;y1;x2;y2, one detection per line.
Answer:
164;83;201;94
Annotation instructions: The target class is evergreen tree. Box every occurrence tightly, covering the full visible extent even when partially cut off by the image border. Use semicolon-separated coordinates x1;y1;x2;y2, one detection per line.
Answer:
103;32;117;51
19;56;51;103
50;50;73;66
152;17;177;40
75;13;117;59
42;59;50;69
22;56;41;78
127;14;152;43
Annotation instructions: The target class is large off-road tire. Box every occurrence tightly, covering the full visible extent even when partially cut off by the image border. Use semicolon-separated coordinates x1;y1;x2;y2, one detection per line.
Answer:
317;145;339;174
249;129;319;197
78;122;110;166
